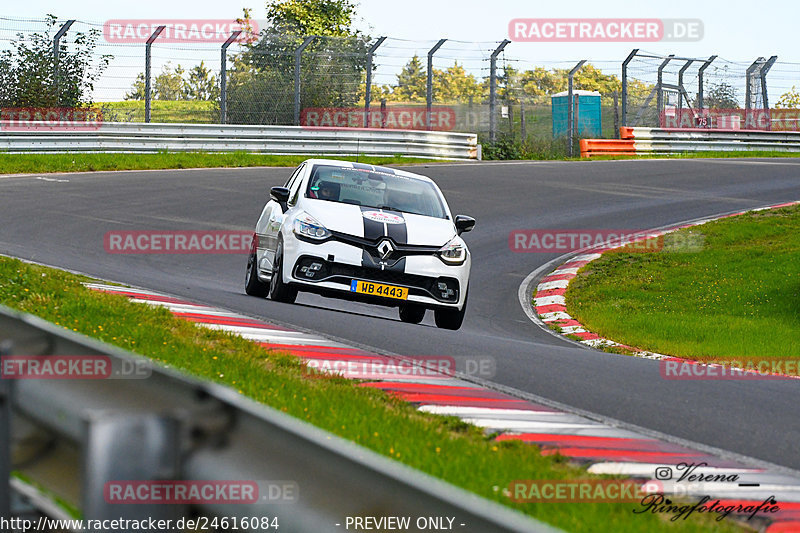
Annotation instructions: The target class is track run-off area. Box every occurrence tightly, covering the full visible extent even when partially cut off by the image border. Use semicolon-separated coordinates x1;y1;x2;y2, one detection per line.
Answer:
1;158;799;472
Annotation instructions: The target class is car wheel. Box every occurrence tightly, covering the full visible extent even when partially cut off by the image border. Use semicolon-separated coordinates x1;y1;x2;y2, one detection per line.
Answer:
398;304;426;324
434;290;467;330
269;241;298;304
244;247;269;297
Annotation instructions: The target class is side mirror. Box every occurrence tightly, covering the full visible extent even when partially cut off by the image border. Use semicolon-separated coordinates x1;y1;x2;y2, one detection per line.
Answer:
270;186;290;213
455;215;475;235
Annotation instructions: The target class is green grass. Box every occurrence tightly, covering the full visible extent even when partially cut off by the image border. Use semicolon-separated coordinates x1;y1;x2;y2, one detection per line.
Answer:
98;100;216;123
0;256;742;533
566;205;800;361
0;152;441;175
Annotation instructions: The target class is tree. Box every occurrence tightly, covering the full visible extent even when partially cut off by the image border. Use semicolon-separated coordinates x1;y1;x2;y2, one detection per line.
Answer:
125;73;146;101
153;63;186;100
434;62;483;102
704;82;739;109
391;55;426;102
776;86;800;109
0;14;111;107
185;61;218;101
225;0;369;124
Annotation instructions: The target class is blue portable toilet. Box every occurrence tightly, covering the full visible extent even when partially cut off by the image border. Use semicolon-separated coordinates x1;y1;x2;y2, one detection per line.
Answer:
552;90;602;138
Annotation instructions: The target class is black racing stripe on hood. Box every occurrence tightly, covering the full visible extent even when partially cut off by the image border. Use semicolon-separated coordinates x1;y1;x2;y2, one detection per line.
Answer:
385;211;407;244
360;206;385;241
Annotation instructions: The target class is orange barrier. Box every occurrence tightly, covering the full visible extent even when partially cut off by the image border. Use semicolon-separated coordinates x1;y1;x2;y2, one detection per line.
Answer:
619;127;635;139
579;138;635;157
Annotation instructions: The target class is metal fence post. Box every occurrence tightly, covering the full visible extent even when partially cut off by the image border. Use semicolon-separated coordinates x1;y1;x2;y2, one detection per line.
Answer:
761;55;778;111
52;20;75;106
489;39;510;142
144;26;166;124
697;55;717;110
426;39;447;131
745;57;765;112
364;37;387;128
613;91;619;138
567;60;586;157
621;49;638;127
677;60;694;120
656;55;674;122
520;100;526;140
219;31;242;125
294;36;315;126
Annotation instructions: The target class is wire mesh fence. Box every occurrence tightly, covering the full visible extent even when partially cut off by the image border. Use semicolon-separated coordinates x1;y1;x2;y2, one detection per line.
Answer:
1;15;799;156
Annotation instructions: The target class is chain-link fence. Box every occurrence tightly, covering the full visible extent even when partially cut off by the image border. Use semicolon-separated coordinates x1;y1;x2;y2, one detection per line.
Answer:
2;15;799;156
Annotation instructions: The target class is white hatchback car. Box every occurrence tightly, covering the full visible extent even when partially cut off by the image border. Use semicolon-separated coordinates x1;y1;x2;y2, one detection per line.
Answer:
245;159;474;330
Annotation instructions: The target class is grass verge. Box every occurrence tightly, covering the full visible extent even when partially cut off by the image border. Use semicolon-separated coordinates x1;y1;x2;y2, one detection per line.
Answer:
0;256;744;532
0;152;443;175
566;205;800;361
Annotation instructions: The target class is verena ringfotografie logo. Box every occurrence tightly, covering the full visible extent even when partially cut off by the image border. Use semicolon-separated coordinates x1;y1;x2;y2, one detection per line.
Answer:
1;355;151;380
508;479;660;502
103;20;258;43
0;107;103;131
301;107;457;131
104;231;253;254
508;18;703;42
661;359;800;380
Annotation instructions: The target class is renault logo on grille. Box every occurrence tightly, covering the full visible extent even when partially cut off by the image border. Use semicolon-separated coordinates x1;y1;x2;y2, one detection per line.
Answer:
376;239;394;259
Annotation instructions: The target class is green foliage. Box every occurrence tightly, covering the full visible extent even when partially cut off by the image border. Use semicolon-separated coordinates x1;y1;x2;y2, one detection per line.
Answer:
224;0;369;124
391;54;426;102
0;14;110;107
704;81;740;109
776;86;800;109
185;61;219;101
126;61;219;102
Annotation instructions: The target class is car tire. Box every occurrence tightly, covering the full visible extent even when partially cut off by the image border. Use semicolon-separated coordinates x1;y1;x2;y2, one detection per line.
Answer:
398;304;426;324
434;290;467;330
269;241;298;304
245;248;269;297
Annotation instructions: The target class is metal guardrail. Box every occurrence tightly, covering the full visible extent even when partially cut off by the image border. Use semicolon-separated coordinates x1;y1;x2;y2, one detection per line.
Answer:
0;304;558;532
581;127;800;156
0;122;479;160
626;126;800;153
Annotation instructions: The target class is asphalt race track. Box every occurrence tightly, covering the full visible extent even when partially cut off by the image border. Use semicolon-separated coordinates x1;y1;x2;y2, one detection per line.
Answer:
2;159;799;470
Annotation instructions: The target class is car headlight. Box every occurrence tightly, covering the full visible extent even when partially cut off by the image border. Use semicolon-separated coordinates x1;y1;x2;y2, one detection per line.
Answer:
293;212;331;241
437;237;467;265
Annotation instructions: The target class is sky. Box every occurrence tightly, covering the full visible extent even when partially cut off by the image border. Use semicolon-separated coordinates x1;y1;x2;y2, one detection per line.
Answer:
3;0;799;100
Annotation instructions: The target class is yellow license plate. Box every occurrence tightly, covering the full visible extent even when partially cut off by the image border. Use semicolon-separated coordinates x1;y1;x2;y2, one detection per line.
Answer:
350;280;408;300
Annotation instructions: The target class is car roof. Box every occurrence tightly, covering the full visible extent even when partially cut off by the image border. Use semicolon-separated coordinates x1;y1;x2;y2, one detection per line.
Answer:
302;158;435;184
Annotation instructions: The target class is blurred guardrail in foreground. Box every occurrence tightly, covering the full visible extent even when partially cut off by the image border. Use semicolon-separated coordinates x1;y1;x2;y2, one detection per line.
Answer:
0;304;557;532
0;122;479;160
580;127;800;157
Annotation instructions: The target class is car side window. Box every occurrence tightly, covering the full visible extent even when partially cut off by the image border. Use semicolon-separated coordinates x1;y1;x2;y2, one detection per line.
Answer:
284;164;303;190
288;164;306;206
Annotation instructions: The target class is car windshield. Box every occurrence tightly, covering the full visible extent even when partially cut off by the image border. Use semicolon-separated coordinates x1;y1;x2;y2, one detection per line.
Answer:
305;165;447;219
